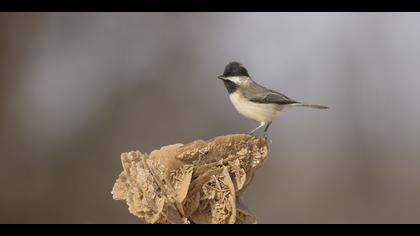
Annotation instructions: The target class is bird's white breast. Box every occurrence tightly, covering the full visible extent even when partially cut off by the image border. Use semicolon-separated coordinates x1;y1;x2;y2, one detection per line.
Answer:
229;92;285;123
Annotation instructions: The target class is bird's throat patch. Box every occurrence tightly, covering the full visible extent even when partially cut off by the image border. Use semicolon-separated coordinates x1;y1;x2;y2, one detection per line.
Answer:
223;80;239;94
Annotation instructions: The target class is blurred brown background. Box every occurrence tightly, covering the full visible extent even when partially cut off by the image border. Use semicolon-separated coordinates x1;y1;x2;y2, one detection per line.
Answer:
1;12;420;223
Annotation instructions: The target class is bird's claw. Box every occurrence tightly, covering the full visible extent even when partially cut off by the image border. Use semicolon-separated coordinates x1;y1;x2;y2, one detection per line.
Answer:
250;133;271;141
262;134;272;144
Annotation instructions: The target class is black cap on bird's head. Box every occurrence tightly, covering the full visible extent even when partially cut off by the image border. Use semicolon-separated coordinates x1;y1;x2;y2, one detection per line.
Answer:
218;62;250;80
217;61;250;94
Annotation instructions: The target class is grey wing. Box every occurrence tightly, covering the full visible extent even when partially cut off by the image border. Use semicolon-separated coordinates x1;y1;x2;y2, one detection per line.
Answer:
249;90;297;104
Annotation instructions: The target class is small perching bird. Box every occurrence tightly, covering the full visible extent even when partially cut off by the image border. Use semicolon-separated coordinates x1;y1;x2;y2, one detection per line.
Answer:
218;62;329;135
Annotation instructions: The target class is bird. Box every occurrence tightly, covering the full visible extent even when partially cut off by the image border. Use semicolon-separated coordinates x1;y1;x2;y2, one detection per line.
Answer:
218;61;328;135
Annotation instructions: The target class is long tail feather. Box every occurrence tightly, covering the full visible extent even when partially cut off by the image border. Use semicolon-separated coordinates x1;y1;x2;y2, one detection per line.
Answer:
293;103;329;109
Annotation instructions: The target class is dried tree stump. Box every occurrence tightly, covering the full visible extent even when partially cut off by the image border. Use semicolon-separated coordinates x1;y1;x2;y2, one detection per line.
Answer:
111;134;269;224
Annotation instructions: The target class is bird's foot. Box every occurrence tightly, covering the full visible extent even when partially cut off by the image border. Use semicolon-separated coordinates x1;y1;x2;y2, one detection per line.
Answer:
251;133;271;142
263;134;272;144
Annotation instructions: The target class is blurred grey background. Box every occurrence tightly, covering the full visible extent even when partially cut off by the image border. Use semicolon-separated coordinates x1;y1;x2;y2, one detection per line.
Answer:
1;12;420;224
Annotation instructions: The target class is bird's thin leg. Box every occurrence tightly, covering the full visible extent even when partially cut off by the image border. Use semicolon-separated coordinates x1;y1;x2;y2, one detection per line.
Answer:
263;122;272;142
249;122;265;135
263;122;272;133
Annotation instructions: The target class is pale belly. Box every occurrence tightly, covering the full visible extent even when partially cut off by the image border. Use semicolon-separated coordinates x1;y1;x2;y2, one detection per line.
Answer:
229;93;286;122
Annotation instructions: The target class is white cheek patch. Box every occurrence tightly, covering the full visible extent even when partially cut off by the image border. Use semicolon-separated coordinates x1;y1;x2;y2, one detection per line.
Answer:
226;76;247;85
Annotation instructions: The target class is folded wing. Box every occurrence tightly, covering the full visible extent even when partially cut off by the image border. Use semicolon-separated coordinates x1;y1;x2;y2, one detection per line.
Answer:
244;81;298;105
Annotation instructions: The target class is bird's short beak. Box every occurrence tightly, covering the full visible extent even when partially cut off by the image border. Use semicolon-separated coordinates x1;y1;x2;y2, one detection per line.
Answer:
217;75;225;80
